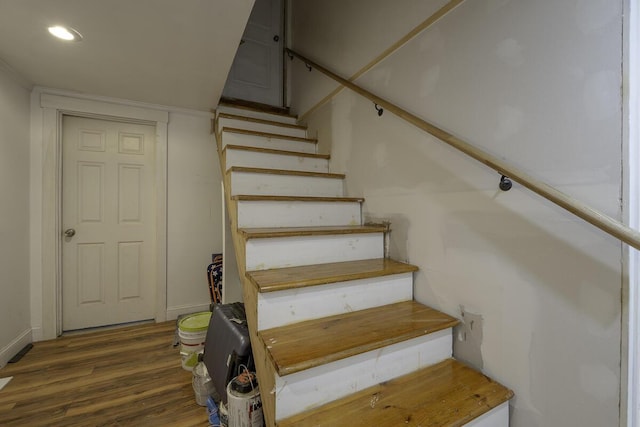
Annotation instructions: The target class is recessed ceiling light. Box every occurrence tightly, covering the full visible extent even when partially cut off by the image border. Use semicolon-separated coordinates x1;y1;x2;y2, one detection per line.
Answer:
48;25;83;42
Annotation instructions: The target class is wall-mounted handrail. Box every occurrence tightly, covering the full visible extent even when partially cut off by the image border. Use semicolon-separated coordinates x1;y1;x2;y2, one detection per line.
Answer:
286;47;640;251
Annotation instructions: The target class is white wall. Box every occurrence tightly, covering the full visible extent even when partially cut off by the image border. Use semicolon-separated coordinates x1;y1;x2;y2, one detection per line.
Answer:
291;1;623;426
166;112;223;317
0;64;32;367
289;0;451;116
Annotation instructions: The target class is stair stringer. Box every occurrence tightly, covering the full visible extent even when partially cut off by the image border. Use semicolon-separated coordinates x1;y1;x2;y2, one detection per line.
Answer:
215;115;279;426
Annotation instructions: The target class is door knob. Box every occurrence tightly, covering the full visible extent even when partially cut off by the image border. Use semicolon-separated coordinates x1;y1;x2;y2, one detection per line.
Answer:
273;35;280;42
64;228;76;238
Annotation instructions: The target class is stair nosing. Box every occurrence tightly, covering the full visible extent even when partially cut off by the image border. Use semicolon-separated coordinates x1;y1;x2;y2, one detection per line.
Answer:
218;112;307;130
246;258;417;293
223;144;330;160
240;225;386;240
259;301;460;377
233;195;364;203
275;358;514;427
228;166;345;179
221;127;317;144
218;99;295;119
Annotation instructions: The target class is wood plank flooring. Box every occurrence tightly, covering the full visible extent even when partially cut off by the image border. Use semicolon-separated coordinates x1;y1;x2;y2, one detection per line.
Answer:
0;321;207;426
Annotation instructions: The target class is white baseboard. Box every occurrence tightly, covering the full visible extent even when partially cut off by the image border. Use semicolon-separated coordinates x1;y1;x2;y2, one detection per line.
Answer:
0;328;32;368
165;303;211;321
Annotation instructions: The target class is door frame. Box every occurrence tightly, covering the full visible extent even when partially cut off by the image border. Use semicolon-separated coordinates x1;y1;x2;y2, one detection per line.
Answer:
38;92;168;339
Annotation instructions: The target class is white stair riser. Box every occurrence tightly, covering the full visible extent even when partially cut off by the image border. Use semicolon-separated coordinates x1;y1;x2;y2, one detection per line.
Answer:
225;148;328;173
245;233;384;271
218;117;307;138
230;172;344;197
273;330;453;421
221;131;317;154
217;106;298;125
237;200;361;228
257;273;413;330
466;402;509;427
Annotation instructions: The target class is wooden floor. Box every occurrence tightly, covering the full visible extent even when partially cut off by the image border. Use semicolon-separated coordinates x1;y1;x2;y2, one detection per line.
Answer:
0;321;208;426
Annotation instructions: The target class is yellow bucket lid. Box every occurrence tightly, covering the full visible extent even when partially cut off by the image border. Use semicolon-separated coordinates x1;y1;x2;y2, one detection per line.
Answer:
178;311;211;332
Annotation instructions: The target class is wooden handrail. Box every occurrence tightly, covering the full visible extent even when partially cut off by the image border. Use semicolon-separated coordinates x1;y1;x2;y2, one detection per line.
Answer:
286;47;640;251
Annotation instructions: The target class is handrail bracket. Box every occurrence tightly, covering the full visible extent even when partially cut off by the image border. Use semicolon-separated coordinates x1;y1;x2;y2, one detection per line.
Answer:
499;175;512;191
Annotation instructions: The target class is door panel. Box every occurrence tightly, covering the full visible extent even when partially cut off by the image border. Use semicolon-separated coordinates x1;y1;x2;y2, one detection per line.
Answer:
222;0;283;106
118;164;143;223
77;243;105;304
78;162;104;222
62;116;156;331
118;241;142;300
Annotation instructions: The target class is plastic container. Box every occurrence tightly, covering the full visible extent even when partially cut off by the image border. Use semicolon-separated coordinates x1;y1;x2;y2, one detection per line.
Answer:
192;361;215;406
178;311;211;371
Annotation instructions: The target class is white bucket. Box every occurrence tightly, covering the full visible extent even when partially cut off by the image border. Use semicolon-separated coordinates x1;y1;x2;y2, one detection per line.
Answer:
178;311;211;371
227;374;263;427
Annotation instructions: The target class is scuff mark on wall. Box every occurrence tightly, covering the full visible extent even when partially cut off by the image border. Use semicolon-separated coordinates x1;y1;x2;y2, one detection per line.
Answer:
453;305;484;370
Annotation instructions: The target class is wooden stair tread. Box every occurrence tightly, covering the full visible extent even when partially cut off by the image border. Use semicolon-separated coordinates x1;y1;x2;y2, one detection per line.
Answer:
247;258;417;293
218;113;306;130
221;127;317;144
228;166;345;179
219;97;293;118
276;358;514;427
259;301;459;376
223;144;330;159
233;195;364;203
240;225;387;240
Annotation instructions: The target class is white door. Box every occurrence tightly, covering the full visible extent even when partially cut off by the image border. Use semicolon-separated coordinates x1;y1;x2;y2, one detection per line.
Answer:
222;0;283;106
62;116;156;331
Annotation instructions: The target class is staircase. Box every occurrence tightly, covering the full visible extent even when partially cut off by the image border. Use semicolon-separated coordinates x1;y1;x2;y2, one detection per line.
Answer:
214;101;513;426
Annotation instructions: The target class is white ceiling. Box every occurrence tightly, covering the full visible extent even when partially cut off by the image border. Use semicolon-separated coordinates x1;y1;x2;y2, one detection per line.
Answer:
0;0;254;111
